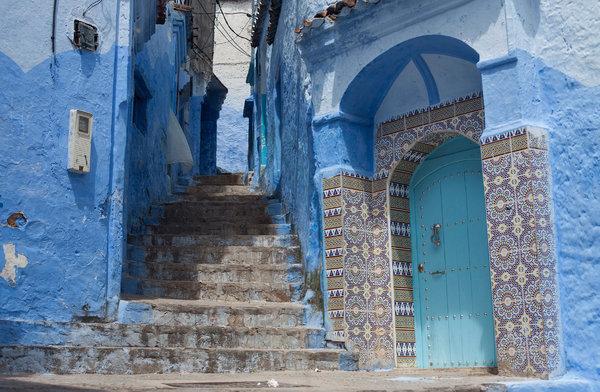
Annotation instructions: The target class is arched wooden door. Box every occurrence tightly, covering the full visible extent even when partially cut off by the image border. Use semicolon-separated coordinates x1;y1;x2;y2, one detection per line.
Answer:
410;137;496;368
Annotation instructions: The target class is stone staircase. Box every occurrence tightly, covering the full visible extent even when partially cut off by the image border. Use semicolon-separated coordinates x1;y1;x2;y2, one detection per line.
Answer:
0;174;356;374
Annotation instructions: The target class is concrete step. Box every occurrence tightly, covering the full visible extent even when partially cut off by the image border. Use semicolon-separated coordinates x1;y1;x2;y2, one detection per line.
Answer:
119;297;307;328
0;345;357;374
150;223;292;236
127;244;300;265
185;185;257;196
128;234;297;248
2;320;324;350
122;277;300;302
194;174;245;186
124;261;303;284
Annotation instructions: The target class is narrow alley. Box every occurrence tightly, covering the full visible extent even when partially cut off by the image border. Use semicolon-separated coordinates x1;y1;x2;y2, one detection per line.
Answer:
1;1;599;392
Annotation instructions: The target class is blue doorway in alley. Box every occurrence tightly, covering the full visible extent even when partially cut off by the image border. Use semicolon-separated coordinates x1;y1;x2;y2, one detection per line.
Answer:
410;136;496;369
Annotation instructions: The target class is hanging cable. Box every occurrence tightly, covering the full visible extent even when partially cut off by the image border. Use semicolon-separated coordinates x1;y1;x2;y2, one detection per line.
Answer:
215;0;252;42
215;20;250;57
83;0;104;16
195;0;250;57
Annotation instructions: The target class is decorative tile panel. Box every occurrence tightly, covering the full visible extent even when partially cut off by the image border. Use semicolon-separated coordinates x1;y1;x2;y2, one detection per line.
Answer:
319;93;561;376
322;174;345;340
482;126;562;378
375;94;485;367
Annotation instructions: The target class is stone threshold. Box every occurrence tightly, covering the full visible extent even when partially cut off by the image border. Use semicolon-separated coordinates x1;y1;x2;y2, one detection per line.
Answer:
0;369;593;391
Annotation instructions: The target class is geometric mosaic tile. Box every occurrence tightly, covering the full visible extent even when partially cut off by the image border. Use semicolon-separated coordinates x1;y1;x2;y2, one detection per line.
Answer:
320;93;561;377
482;126;562;378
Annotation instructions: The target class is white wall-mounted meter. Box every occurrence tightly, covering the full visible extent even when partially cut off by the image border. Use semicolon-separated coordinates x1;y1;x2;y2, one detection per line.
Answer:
68;109;94;174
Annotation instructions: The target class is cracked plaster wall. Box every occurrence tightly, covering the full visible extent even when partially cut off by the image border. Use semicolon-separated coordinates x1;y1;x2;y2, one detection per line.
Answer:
0;0;131;327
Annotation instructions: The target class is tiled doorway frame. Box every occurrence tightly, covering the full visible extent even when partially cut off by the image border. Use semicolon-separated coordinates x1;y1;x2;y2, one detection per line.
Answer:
321;94;562;377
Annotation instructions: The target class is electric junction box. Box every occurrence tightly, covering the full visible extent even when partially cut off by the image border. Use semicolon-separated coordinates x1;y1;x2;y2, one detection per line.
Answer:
74;20;99;51
68;109;93;174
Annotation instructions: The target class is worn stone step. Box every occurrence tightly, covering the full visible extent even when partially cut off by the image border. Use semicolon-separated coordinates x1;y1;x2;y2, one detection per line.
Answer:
119;297;307;328
178;194;266;203
124;261;303;284
162;205;270;220
162;215;275;224
128;234;296;248
1;320;323;350
194;174;245;186
185;185;257;196
150;223;292;236
122;277;300;302
162;200;268;212
159;210;275;224
127;244;300;265
0;345;357;374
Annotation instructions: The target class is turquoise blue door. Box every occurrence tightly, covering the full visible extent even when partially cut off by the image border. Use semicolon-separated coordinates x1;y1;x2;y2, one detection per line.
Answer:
410;137;496;368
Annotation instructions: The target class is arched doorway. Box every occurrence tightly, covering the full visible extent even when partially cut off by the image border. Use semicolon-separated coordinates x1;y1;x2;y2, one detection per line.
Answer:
409;136;495;368
319;34;561;375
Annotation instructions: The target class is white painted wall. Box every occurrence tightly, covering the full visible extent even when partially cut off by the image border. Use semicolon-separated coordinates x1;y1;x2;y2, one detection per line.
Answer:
508;0;600;87
374;62;428;125
374;54;482;125
213;0;252;173
0;0;125;71
298;0;599;116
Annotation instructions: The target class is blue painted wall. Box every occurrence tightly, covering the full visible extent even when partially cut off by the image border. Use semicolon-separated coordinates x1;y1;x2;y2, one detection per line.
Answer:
480;49;600;385
0;1;209;344
0;0;131;325
125;7;200;235
252;0;600;387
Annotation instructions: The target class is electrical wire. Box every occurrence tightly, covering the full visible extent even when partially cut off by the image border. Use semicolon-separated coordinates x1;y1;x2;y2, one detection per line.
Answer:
215;20;250;57
83;0;104;16
215;0;252;42
212;8;251;56
192;42;214;63
212;17;250;47
194;0;250;57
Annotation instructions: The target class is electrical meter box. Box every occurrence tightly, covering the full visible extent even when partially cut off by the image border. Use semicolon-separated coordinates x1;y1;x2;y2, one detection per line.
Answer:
68;109;93;174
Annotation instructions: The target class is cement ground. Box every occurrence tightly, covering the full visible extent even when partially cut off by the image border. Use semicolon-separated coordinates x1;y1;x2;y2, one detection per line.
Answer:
0;369;526;392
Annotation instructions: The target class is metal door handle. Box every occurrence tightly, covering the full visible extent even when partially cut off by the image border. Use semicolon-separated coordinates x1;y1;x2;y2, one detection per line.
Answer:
430;270;446;276
418;263;425;273
431;223;441;247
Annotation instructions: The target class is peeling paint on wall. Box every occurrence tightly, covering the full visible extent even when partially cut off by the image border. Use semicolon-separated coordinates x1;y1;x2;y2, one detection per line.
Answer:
0;243;28;286
5;211;27;229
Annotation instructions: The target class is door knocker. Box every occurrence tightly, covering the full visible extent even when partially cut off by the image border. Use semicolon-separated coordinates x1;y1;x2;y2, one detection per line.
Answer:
431;223;441;247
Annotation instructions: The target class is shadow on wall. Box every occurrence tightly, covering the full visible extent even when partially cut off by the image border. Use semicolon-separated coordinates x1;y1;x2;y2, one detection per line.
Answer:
514;0;541;37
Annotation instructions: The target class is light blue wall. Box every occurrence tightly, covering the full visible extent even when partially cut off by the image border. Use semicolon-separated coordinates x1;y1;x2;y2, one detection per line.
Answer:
125;8;197;235
0;1;132;324
480;49;600;385
252;0;599;386
0;1;208;344
247;0;331;330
